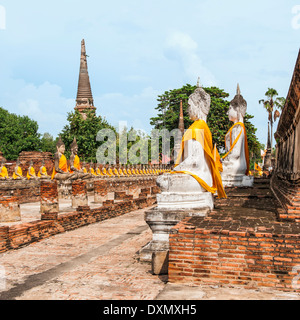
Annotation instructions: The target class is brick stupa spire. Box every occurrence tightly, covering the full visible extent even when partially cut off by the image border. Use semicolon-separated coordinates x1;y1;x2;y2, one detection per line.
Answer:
178;99;185;135
75;39;96;118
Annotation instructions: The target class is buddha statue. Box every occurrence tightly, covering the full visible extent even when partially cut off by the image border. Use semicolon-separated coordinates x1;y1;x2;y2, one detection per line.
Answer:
221;85;253;187
13;158;25;180
156;80;226;211
69;138;91;180
52;137;76;181
27;160;38;180
37;159;49;179
0;158;9;180
95;164;102;176
89;162;97;176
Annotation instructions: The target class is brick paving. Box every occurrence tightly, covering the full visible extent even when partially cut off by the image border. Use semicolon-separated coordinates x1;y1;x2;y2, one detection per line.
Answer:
0;198;300;300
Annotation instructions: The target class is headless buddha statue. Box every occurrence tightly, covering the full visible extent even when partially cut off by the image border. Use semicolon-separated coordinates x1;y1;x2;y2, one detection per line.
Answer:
221;85;253;187
156;80;226;211
52;137;76;181
27;160;38;180
69;138;92;180
0;158;9;180
38;159;49;179
89;162;97;176
13;158;25;180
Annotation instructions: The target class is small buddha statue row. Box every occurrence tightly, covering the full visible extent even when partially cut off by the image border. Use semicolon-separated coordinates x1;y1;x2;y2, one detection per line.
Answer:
84;163;170;178
0;136;171;181
0;158;50;181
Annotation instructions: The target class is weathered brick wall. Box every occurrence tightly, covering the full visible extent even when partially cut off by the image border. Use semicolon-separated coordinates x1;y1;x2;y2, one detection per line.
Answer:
272;50;300;220
0;180;40;204
169;216;300;292
0;196;156;253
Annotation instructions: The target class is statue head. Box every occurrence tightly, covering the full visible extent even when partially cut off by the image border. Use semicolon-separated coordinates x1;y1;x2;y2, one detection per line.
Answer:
187;78;211;121
16;158;20;166
41;159;45;166
70;137;78;155
0;158;5;166
29;160;33;167
56;136;65;154
228;84;247;123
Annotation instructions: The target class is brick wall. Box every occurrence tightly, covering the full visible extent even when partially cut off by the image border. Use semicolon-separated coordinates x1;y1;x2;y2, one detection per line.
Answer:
0;195;156;253
169;216;300;292
0;180;40;204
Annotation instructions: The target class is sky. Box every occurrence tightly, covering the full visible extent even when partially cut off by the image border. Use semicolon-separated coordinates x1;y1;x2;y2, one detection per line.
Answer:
0;0;299;148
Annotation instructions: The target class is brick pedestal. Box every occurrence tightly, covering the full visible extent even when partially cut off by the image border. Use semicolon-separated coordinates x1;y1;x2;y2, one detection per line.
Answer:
40;180;59;220
94;180;108;204
72;180;88;208
0;196;21;222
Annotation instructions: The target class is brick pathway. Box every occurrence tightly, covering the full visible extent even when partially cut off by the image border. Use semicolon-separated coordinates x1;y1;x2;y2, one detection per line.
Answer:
0;203;299;300
0;206;167;300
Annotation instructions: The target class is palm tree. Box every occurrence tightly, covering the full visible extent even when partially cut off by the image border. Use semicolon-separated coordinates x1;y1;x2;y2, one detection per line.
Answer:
259;88;285;150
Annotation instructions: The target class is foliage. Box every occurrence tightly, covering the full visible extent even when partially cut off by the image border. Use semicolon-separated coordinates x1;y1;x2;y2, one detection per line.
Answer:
0;107;41;160
59;110;116;162
259;88;285;149
40;132;58;154
150;84;263;160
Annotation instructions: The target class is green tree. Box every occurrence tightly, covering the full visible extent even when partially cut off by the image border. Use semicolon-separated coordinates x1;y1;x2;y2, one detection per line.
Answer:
59;110;116;163
259;88;285;149
0;107;41;160
40;132;57;154
150;84;263;164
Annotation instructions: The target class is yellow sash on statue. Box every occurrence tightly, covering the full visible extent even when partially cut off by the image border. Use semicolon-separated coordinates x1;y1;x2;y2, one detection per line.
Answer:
90;168;97;176
69;155;81;173
27;167;36;180
0;166;8;178
51;154;68;180
13;166;23;179
173;120;226;199
38;166;48;178
213;145;223;173
222;122;249;176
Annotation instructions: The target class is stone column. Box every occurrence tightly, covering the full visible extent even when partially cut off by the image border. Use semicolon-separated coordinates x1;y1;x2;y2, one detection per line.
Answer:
72;180;88;208
0;196;21;223
40;180;59;220
94;180;108;204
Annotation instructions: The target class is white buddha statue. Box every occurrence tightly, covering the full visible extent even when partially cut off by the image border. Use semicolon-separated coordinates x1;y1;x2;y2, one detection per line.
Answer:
156;80;226;212
221;84;253;187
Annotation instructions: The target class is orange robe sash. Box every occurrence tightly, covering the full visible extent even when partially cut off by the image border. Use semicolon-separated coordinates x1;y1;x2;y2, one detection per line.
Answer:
173;119;226;199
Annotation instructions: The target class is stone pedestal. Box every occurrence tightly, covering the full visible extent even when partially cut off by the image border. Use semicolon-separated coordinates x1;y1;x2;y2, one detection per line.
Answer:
156;173;214;211
139;206;207;274
40;180;59;220
221;174;254;188
0;196;21;222
72;180;88;208
94;180;108;204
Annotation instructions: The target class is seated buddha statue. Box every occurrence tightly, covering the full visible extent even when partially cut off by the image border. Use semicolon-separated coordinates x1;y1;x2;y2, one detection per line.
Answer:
13;158;25;180
69;138;91;180
0;158;9;180
52;137;76;181
156;80;226;211
221;85;253;187
37;159;49;179
89;162;97;176
27;160;38;180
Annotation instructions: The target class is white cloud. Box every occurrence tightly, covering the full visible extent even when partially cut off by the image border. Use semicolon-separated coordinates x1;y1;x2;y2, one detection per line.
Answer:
164;32;217;86
1;80;74;136
95;86;160;133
